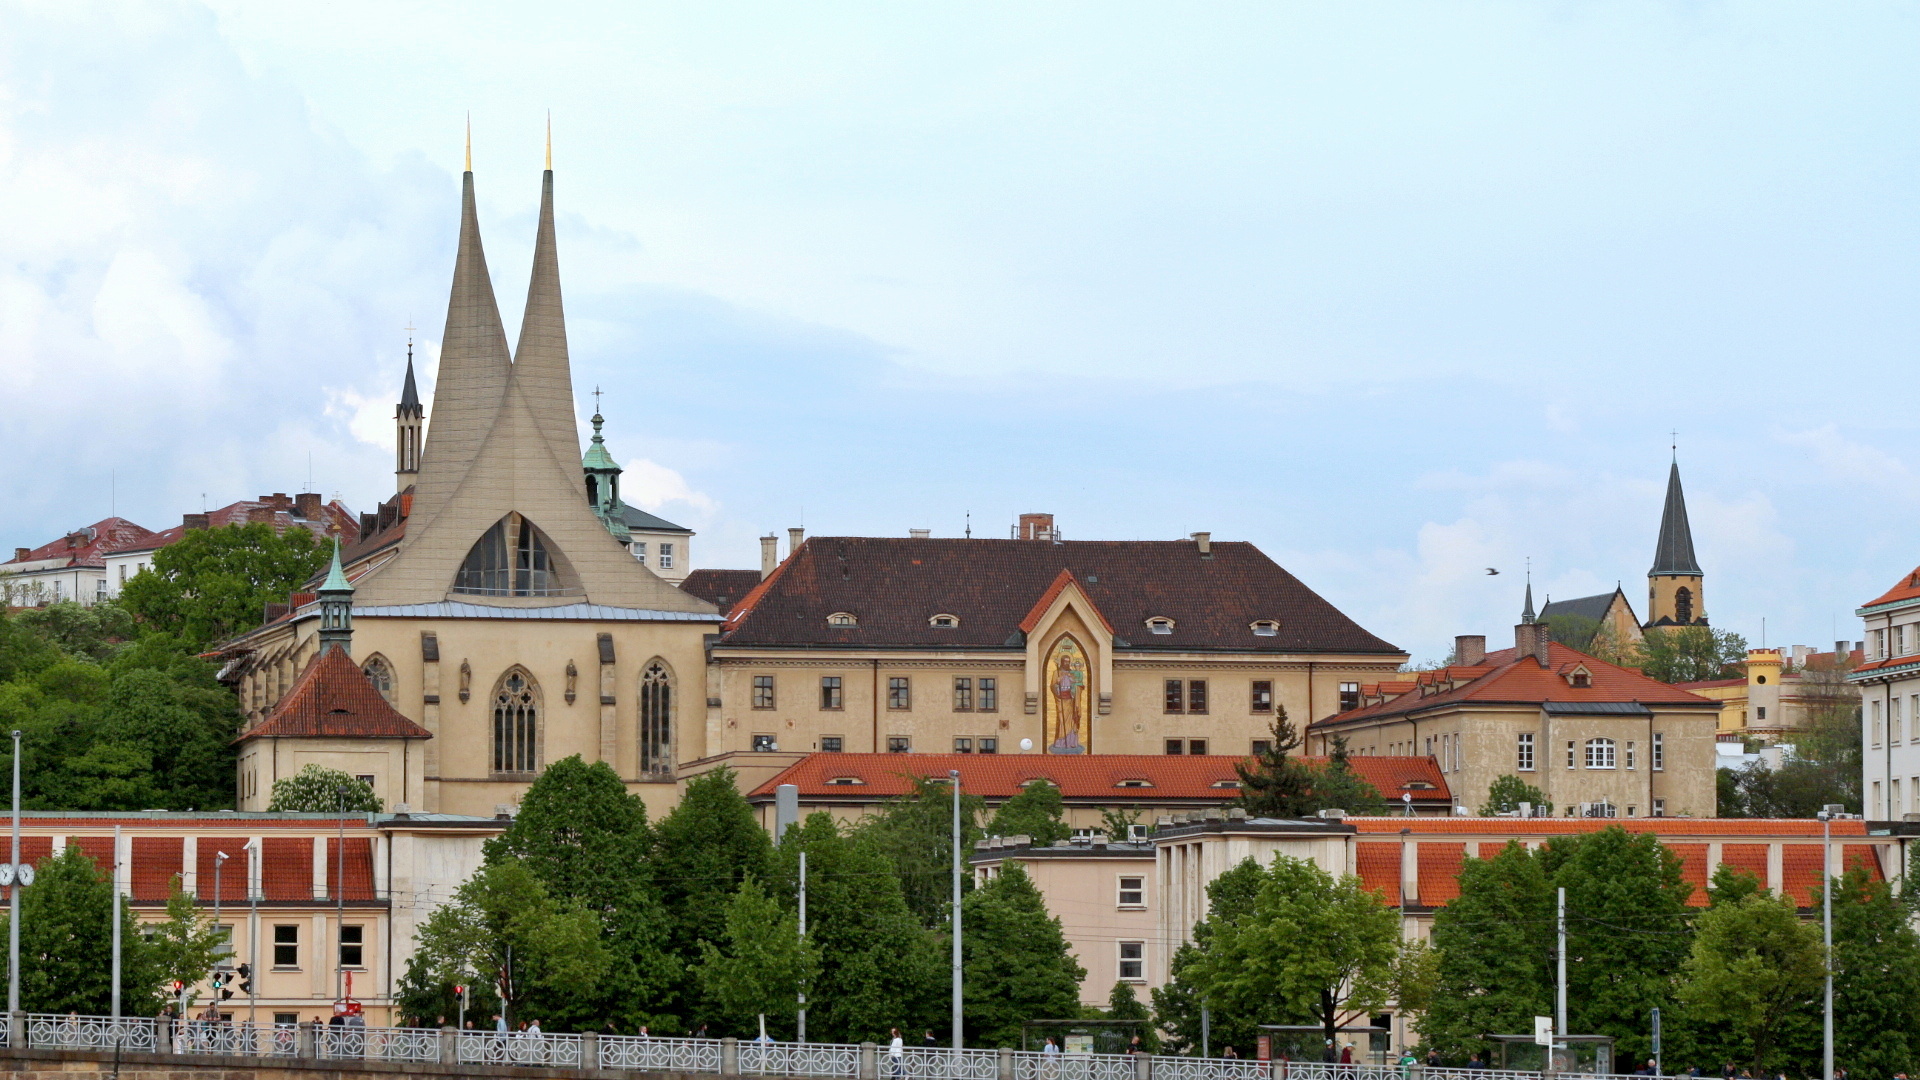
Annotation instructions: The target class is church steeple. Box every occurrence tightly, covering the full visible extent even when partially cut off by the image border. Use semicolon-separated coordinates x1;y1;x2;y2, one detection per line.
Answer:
395;337;424;493
512;149;586;478
582;396;630;544
316;540;353;655
1522;573;1536;624
1646;458;1706;627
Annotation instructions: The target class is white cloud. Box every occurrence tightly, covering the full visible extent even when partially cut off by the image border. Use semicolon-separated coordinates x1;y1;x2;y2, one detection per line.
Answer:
622;457;718;519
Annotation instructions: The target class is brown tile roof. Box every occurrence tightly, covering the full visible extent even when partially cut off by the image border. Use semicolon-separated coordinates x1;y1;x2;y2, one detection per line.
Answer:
1863;565;1920;610
1312;640;1715;729
722;537;1401;655
680;569;765;614
746;752;1451;804
237;648;432;742
120;497;359;558
4;517;160;568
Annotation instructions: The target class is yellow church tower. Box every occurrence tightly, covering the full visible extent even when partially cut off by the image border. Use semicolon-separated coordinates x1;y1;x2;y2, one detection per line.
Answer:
1645;459;1706;628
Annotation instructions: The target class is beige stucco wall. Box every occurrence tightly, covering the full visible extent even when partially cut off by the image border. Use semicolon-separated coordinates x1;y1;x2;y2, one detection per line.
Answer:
975;852;1159;1006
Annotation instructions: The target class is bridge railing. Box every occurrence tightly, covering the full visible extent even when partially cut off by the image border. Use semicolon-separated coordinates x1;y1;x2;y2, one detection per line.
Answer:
24;1013;155;1053
457;1029;586;1068
602;1033;726;1073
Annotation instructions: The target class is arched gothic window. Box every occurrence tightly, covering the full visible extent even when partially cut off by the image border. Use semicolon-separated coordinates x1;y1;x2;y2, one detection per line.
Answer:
454;514;576;597
640;661;673;777
492;668;541;775
362;655;395;702
1674;586;1694;624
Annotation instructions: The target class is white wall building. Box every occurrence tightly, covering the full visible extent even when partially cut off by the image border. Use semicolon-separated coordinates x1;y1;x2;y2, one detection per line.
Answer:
1853;564;1920;819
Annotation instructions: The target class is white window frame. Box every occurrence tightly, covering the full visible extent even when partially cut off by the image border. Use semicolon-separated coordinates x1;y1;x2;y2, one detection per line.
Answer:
1517;732;1535;772
659;543;674;569
1117;876;1145;908
1117;941;1145;982
1652;732;1664;771
1584;738;1616;770
1567;741;1576;769
1625;741;1636;770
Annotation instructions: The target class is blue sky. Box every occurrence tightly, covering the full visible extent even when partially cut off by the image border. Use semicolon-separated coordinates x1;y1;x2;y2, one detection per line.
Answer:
3;2;1916;661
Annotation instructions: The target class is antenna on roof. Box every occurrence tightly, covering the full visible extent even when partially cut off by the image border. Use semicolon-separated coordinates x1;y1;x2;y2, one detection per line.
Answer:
965;512;971;540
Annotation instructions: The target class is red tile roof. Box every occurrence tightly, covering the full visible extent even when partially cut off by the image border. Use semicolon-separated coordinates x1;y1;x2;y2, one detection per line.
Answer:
1354;842;1400;905
1313;641;1715;730
4;517;159;569
1863;566;1920;610
747;752;1451;804
1349;818;1868;837
680;569;765;615
722;537;1402;655
237;648;432;742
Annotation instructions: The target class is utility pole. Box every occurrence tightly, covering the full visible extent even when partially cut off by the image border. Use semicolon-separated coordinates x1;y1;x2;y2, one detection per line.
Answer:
245;837;260;1027
1820;805;1841;1080
336;787;347;1003
1556;885;1567;1061
8;729;21;1017
950;769;962;1051
111;824;122;1019
797;850;808;1042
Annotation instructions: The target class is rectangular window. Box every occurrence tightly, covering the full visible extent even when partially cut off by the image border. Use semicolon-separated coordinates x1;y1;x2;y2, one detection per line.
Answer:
339;925;364;968
1188;680;1208;714
1251;680;1273;713
954;737;973;753
1652;732;1664;771
954;677;973;712
1164;679;1184;713
274;1013;299;1027
213;923;233;960
752;734;778;752
354;774;375;790
1912;697;1920;742
1252;740;1272;757
1757;706;1768;722
633;542;647;563
1626;741;1637;770
820;736;844;753
1567;741;1576;769
1117;876;1145;907
1118;942;1144;982
1187;739;1207;755
752;675;775;710
820;676;843;710
1892;697;1903;743
659;543;674;569
1517;732;1535;771
117;564;127;584
1339;682;1360;712
1874;701;1884;747
978;737;998;754
1652;798;1666;818
1165;739;1184;755
887;735;910;753
888;677;911;711
272;925;299;968
978;678;998;712
1895;780;1904;818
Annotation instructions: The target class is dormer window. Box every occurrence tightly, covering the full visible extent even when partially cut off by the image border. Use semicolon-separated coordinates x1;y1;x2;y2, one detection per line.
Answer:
1566;665;1593;689
929;614;960;628
1210;779;1241;789
1250;619;1280;637
1114;779;1154;788
1146;617;1175;635
825;776;865;786
1403;781;1435;790
827;612;858;628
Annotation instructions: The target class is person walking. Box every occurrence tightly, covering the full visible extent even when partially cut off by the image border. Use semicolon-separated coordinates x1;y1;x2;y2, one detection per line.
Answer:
1398;1048;1418;1080
889;1029;906;1079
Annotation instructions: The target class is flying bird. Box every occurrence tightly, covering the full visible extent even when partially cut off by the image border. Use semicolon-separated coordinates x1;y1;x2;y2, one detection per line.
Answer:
1486;568;1500;575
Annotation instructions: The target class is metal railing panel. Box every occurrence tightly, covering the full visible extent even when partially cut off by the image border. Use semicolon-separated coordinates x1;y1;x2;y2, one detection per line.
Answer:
1015;1050;1139;1080
171;1020;296;1057
319;1024;442;1062
602;1034;726;1073
899;1047;1001;1080
26;1014;157;1053
456;1029;584;1067
743;1039;862;1077
1151;1056;1270;1080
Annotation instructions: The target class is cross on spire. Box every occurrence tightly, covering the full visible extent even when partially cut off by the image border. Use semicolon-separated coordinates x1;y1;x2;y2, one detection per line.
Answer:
592;385;603;414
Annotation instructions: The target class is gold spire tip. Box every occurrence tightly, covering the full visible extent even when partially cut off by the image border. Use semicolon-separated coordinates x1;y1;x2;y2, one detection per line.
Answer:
545;110;552;170
464;113;472;172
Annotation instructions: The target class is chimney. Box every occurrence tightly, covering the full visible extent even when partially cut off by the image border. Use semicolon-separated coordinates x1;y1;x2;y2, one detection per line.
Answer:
246;506;275;525
181;513;209;531
760;535;779;579
788;527;805;557
1454;635;1486;666
1191;531;1212;556
294;492;322;520
909;529;931;539
12;548;28;562
1514;622;1548;666
1836;640;1849;658
1018;513;1054;541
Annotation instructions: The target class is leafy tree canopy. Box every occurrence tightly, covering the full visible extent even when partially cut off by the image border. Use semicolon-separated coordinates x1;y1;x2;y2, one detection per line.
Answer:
1478;774;1548;816
986;781;1069;846
858;774;985;926
411;858;608;1029
960;863;1085;1048
1419;840;1554;1059
266;765;381;813
1106;982;1158;1053
1636;626;1748;684
0;845;167;1015
651;767;772;1026
118;522;329;649
1234;710;1385;818
696;877;817;1036
1679;891;1822;1075
1828;869;1920;1079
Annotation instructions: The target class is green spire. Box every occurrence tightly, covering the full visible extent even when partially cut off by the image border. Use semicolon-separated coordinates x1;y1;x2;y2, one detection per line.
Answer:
316;537;354;655
320;538;352;594
580;397;631;544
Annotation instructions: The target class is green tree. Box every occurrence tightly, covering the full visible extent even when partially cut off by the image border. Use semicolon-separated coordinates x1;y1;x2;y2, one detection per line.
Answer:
696;877;818;1036
1234;711;1385;818
859;774;985;926
1419;840;1554;1059
987;781;1069;846
486;756;678;1030
412;859;608;1028
395;951;499;1027
961;864;1085;1048
147;875;227;1005
0;845;166;1015
771;813;944;1042
1477;775;1549;816
1152;859;1269;1055
1829;868;1920;1078
266;765;381;813
0;605;66;683
15;602;137;663
1706;863;1764;907
118;522;330;648
652;766;773;1016
1636;626;1748;684
1106;981;1158;1052
1186;854;1401;1050
1543;827;1696;1063
1679;892;1822;1075
1100;807;1145;844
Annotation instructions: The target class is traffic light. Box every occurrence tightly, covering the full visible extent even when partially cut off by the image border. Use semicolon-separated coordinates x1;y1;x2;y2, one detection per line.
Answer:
212;971;234;1000
237;963;252;994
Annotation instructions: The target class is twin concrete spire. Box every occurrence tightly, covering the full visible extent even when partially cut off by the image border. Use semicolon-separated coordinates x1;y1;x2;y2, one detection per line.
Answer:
351;140;712;614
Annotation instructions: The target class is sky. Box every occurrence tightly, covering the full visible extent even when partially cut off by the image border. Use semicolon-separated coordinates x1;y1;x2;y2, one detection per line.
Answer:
2;1;1917;662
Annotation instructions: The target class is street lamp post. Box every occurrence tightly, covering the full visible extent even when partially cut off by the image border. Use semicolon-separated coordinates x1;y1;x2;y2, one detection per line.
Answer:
244;837;260;1028
950;769;962;1051
213;850;229;1014
335;787;347;1003
1819;804;1843;1080
8;728;21;1018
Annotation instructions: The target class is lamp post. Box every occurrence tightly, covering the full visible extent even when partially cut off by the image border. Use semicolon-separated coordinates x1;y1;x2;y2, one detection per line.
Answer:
243;837;260;1027
335;787;347;1003
8;728;20;1018
213;851;229;1003
950;769;962;1051
1819;804;1843;1080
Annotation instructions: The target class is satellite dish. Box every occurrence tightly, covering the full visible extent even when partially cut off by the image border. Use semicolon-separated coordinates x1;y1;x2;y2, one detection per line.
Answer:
1020;738;1034;751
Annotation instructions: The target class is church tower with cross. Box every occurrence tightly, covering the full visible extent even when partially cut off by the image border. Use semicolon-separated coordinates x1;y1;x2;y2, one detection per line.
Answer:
1645;454;1706;629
